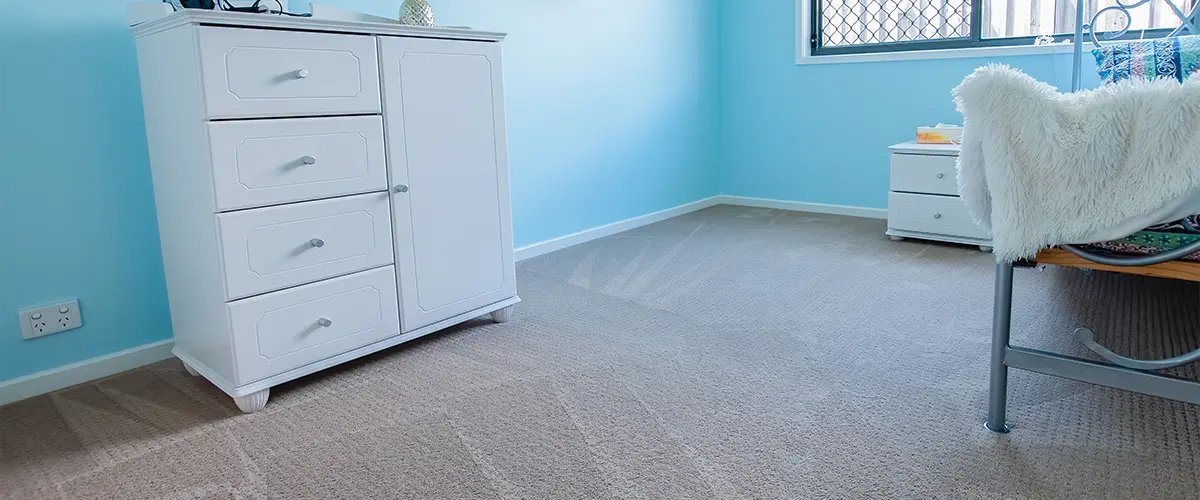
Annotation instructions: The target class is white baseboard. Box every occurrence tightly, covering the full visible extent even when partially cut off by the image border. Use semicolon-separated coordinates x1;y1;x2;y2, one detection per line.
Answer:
515;196;723;261
717;195;888;219
515;194;887;262
0;339;175;405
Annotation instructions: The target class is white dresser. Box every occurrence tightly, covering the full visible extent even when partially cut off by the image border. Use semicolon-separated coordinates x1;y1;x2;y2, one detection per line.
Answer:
130;11;519;413
887;142;992;252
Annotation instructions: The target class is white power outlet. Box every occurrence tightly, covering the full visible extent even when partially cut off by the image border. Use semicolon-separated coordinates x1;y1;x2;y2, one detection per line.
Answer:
19;299;83;340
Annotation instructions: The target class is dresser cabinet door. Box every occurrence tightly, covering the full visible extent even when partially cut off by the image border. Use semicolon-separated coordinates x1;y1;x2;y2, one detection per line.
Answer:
379;36;516;332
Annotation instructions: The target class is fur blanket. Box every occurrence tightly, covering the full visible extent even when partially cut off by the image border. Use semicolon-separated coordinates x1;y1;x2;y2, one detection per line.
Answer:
952;64;1200;262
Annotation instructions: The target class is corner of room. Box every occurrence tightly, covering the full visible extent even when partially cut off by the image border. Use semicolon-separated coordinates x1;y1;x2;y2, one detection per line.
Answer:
1;0;1197;497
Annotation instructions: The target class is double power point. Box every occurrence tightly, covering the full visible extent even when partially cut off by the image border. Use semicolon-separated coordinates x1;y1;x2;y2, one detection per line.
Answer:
18;299;83;340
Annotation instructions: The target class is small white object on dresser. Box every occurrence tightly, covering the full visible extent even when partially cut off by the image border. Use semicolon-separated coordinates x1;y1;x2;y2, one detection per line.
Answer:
887;142;992;252
129;10;519;413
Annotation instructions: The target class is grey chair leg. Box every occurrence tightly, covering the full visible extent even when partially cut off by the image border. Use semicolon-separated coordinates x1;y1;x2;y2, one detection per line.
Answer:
986;262;1014;433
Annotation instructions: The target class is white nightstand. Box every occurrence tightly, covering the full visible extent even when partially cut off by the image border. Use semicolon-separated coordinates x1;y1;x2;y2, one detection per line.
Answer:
887;142;992;252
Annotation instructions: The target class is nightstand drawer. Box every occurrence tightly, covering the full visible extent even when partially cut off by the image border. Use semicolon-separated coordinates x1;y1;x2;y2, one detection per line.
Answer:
208;116;388;211
228;266;401;384
217;192;394;300
891;153;958;195
888;192;988;240
197;27;381;119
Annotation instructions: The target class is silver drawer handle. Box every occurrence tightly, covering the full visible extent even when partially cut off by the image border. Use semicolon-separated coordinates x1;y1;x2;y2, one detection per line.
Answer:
317;318;332;328
936;173;945;179
394;184;409;193
310;238;325;248
933;213;943;219
301;156;316;165
294;69;309;79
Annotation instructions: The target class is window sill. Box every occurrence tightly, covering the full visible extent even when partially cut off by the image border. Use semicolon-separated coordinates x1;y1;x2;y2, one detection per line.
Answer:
796;42;1078;66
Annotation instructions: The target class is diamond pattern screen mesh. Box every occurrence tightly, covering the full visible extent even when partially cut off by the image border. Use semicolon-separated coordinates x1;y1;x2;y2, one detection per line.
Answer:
819;0;972;47
818;0;1200;49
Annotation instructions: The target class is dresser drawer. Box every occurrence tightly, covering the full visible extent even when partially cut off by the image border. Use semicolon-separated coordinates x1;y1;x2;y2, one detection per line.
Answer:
217;192;394;299
890;153;959;196
228;266;401;384
196;27;381;119
208;116;388;211
888;192;989;240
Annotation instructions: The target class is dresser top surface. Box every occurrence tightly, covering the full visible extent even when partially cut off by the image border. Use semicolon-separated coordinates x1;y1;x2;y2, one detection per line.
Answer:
131;9;507;42
889;141;961;156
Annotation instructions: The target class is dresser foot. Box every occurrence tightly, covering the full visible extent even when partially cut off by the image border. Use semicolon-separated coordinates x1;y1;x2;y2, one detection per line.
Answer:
888;235;905;242
490;305;514;323
183;362;200;377
980;245;993;253
233;389;270;414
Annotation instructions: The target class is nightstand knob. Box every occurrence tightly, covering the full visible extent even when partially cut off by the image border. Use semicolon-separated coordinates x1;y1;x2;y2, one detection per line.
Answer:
301;155;316;165
294;69;309;79
310;238;325;248
394;184;409;193
933;213;943;219
936;173;945;179
317;318;332;328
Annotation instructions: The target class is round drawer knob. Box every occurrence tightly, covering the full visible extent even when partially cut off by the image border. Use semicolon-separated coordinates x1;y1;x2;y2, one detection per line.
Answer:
933;213;943;219
317;318;332;328
301;156;316;165
394;184;409;193
936;173;945;179
310;238;325;248
294;69;309;79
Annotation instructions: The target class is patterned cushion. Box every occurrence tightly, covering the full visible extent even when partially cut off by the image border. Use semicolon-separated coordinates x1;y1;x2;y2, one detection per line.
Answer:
1084;215;1200;261
1092;34;1200;84
1087;36;1200;259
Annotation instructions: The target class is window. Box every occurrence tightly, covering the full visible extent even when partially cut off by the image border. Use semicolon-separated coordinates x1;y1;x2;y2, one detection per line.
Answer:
809;0;1198;56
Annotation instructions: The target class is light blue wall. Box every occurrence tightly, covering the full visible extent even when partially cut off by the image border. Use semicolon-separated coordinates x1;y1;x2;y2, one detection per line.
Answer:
0;0;173;381
0;0;720;381
410;0;723;245
2;0;1106;382
719;0;1097;208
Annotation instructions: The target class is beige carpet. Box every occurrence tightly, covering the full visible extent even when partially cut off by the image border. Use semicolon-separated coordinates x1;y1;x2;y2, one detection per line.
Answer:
2;205;1198;500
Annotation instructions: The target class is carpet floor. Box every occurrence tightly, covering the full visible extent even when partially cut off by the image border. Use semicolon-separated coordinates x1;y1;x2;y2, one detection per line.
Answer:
2;205;1198;499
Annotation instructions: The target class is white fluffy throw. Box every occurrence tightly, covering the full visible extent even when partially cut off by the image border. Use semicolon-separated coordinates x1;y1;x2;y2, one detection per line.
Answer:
953;64;1200;262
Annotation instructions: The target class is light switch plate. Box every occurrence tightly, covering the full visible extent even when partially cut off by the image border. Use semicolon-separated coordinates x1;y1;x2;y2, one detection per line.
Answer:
19;299;83;340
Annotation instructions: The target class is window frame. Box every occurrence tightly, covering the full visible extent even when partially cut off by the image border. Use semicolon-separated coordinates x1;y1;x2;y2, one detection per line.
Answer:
803;0;1179;58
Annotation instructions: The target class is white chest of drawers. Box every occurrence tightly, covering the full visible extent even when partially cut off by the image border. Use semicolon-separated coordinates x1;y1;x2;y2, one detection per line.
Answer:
887;142;992;252
130;11;519;413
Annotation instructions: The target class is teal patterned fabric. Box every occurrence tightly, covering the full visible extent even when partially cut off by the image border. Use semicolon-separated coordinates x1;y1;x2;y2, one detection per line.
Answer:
1085;35;1200;257
1092;34;1200;84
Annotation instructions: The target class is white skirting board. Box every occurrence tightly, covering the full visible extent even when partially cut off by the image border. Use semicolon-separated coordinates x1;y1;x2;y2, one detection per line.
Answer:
0;339;175;405
514;196;724;261
717;195;888;220
1;194;884;405
515;195;886;261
